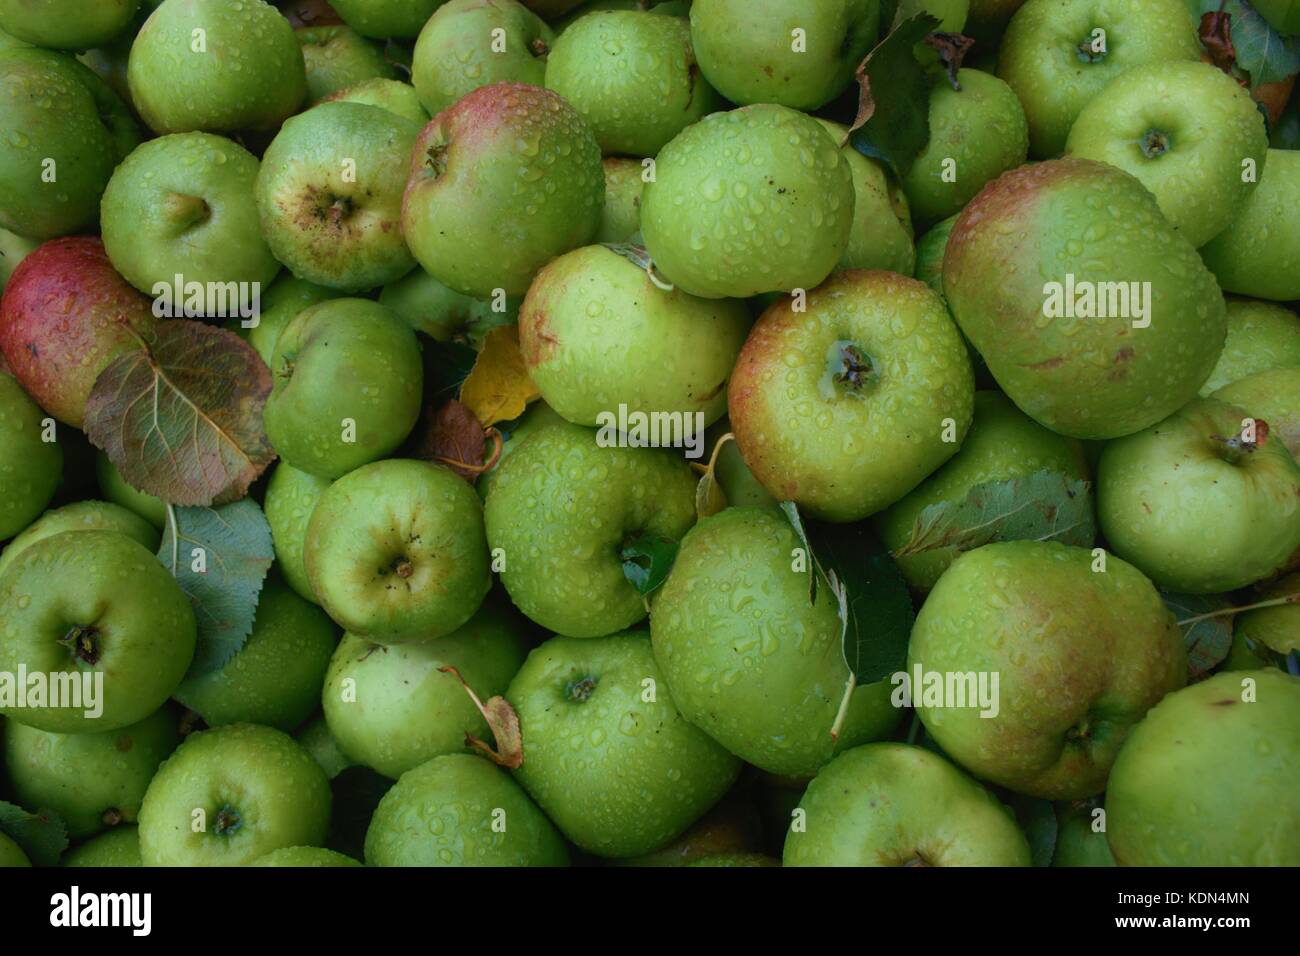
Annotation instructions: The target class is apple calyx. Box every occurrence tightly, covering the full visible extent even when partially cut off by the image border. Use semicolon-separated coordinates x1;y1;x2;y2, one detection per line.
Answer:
102;808;124;827
59;624;101;666
1210;421;1268;464
820;340;878;400
565;676;597;703
1075;36;1107;64
424;142;450;181
392;557;415;580
1140;130;1172;160
530;37;550;60
213;805;243;836
162;192;210;231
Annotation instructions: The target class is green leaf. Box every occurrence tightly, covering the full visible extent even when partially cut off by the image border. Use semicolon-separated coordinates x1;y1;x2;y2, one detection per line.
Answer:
1190;0;1300;87
847;12;940;179
158;498;274;676
0;801;68;866
1162;592;1234;679
422;338;478;406
620;531;680;597
891;470;1095;558
1007;794;1059;868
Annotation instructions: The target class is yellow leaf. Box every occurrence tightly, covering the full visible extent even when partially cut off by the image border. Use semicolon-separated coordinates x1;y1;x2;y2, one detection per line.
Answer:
459;325;540;428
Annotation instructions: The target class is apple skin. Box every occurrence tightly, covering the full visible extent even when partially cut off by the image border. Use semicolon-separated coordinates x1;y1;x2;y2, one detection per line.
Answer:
296;24;397;103
0;0;138;51
519;245;750;428
595;156;643;244
257;103;420;293
650;507;904;777
173;579;338;731
0;530;197;734
783;743;1032;866
910;540;1186;799
612;795;765;866
1200;299;1300;395
225;274;342;369
248;846;362;866
412;0;554;118
305;459;491;643
545;10;719;157
101;133;280;297
0;48;141;240
508;630;741;858
1106;669;1300;865
128;0;306;134
943;158;1226;440
913;213;957;296
61;826;141;867
330;0;446;38
816;120;915;275
0;832;29;867
294;715;354;779
1051;801;1115;866
378;268;517;349
729;270;974;522
0;237;158;428
1066;62;1268;249
263;299;424;479
641;105;855;299
322;77;429;124
902;69;1029;229
262;462;331;605
3;705;178;838
1200;149;1300;302
1213;367;1300;462
0;227;37;293
364;753;569;866
138;723;332;866
484;420;697;637
875;390;1091;592
689;0;880;110
688;853;780;867
997;0;1202;158
322;602;528;779
1098;397;1300;593
475;399;567;500
95;450;166;529
0;500;158;580
0;373;61;540
402;82;605;298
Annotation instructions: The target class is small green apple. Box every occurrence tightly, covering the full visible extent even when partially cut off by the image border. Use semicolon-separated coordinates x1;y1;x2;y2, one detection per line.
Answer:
508;630;740;857
95;450;166;528
262;462;332;604
0;0;138;51
0;373;61;540
729;270;974;522
1231;572;1300;668
611;796;765;866
305;459;491;642
1106;669;1300;865
224;274;342;369
378;268;517;348
484;420;696;637
0;831;30;867
297;24;398;103
1213;367;1300;461
364;753;569;866
263;299;424;479
1200;149;1300;302
909;540;1186;799
248;846;362;866
0;227;38;293
0;500;157;580
641;105;855;299
3;705;178;838
128;0;306;134
330;0;446;38
295;715;355;779
62;826;141;867
323;602;528;778
1200;299;1300;395
913;213;957;295
1098;397;1300;593
783;743;1032;866
322;77;429;124
816;120;915;275
1051;800;1115;866
595;156;644;244
412;0;554;117
138;723;332;866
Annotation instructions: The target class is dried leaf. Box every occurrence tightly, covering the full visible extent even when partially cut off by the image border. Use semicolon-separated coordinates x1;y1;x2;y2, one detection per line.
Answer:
924;32;975;89
458;325;540;428
0;801;68;867
694;432;732;519
1162;592;1234;680
83;320;275;507
408;399;488;482
1192;0;1300;87
438;665;523;768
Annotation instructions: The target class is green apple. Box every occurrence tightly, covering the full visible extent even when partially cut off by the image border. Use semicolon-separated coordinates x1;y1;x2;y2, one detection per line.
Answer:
914;214;957;295
909;540;1186;799
305;459;491;642
248;846;362;866
401;82;605;298
1200;149;1300;301
1200;299;1300;395
508;630;740;857
1098;397;1300;593
476;399;567;500
128;0;306;134
650;507;904;776
783;743;1032;866
875;390;1091;592
1106;669;1300;865
519;245;750;428
322;603;528;778
0;227;38;292
1213;367;1300;462
364;753;569;866
412;0;554;117
484;420;696;636
263;298;423;478
0;832;30;867
0;501;157;580
902;69;1028;229
224;274;342;368
263;462;331;604
331;0;446;38
1066;62;1268;248
729;270;973;522
3;705;178;838
379;268;518;349
0;373;61;540
0;48;140;239
0;0;138;50
641;105;855;299
101;133;279;297
172;579;338;731
612;795;765;866
689;0;879;110
1232;573;1300;668
62;826;141;867
0;530;196;733
95;450;166;528
138;723;332;866
688;853;780;867
257;103;420;293
595;156;644;243
816;120;915;275
1051;800;1115;866
709;426;776;509
997;0;1202;158
297;24;398;103
943;158;1226;439
295;715;354;779
1252;0;1300;35
322;77;429;124
546;10;719;156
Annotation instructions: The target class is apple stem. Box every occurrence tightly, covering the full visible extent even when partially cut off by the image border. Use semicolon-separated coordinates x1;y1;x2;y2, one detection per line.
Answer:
1176;591;1300;627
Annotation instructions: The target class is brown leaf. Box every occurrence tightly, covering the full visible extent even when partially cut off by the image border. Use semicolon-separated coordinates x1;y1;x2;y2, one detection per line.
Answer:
83;320;276;507
408;399;489;482
278;0;343;27
438;665;524;769
1200;9;1238;75
458;325;539;428
924;32;975;89
694;432;733;520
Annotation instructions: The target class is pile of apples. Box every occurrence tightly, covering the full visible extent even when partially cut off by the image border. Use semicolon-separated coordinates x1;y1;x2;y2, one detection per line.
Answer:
0;0;1298;869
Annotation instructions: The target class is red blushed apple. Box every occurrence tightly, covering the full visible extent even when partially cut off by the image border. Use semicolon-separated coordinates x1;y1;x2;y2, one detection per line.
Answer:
0;237;158;428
